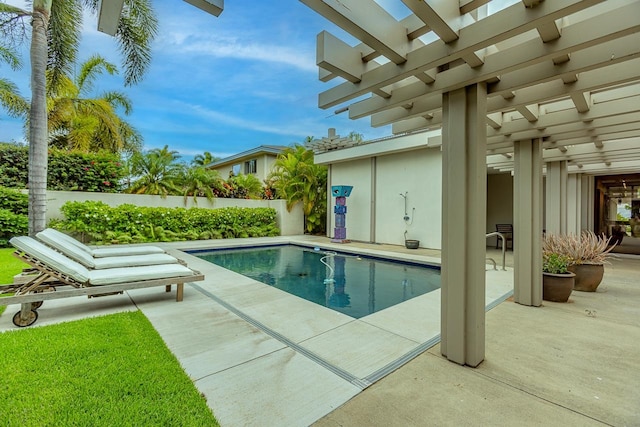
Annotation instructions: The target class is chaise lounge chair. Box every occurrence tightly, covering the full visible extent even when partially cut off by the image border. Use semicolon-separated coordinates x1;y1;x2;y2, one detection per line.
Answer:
1;236;204;327
37;228;166;258
36;229;178;269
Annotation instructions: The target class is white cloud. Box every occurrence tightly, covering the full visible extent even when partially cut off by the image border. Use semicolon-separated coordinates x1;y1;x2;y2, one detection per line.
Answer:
158;31;316;72
181;102;313;137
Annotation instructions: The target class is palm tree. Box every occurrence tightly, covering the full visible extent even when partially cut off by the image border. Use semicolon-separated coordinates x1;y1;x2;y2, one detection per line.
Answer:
126;145;182;197
269;144;327;234
47;55;142;154
0;44;29;121
177;166;224;205
191;151;219;167
229;173;263;199
0;0;157;235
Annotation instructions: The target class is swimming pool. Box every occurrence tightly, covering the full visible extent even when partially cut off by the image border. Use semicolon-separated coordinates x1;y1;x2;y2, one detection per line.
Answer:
194;245;441;319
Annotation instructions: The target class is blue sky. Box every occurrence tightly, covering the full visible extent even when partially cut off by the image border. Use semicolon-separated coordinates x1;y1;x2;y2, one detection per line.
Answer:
0;0;417;161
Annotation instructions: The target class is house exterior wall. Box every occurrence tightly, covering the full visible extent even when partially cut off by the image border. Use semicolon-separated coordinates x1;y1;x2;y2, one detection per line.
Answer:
376;149;441;248
486;174;514;247
325;142;442;249
211;153;278;182
329;159;373;242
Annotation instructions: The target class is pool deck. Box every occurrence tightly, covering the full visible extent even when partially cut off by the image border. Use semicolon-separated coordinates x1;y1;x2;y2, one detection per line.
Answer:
2;236;639;426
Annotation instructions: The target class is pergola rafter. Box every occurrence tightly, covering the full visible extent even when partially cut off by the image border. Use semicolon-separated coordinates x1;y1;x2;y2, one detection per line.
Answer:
302;0;640;176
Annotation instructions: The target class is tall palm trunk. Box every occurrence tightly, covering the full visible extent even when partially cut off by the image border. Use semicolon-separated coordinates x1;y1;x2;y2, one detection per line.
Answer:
28;2;51;236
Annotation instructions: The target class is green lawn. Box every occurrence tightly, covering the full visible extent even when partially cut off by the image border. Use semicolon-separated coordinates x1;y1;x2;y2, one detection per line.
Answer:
0;248;219;426
0;247;28;284
0;311;219;426
0;247;29;316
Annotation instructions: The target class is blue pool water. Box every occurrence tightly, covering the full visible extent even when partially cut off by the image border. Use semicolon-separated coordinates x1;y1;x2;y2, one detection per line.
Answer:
195;245;441;319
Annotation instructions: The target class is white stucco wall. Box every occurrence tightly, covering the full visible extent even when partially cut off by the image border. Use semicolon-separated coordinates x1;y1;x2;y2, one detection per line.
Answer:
329;159;373;242
43;191;304;236
376;148;442;248
323;136;443;249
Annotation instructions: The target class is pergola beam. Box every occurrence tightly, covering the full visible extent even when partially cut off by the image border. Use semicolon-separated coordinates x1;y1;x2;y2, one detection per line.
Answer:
354;7;640;122
300;0;410;65
401;0;461;43
317;0;605;109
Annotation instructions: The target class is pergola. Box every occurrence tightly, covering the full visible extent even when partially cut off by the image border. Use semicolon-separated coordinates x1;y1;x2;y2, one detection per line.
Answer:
298;0;640;367
98;0;640;367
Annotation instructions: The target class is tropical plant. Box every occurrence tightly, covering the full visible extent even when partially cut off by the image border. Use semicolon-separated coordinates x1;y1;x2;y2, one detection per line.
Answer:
126;145;182;197
269;144;327;234
0;0;158;235
191;151;219;166
229;173;263;199
542;231;615;266
47;55;142;154
0;44;29;120
177;166;224;204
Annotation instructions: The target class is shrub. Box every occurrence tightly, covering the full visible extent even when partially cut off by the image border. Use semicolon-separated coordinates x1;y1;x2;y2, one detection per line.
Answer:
542;253;571;274
0;186;28;215
0;187;29;246
56;201;279;244
0;208;28;247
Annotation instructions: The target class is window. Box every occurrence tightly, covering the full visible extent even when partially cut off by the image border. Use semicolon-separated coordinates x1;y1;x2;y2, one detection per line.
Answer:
244;159;257;174
232;164;241;176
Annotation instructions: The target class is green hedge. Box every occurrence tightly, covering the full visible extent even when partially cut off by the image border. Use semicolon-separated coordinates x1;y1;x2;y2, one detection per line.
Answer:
0;186;28;215
0;209;28;247
55;201;280;244
0;187;29;247
0;143;125;192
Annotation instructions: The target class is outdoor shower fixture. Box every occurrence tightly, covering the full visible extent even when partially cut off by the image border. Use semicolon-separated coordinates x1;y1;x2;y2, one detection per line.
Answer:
400;192;415;223
401;192;419;249
400;192;409;221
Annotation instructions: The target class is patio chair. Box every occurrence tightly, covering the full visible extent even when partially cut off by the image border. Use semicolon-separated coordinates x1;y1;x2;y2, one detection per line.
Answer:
37;228;166;258
495;224;513;250
1;236;204;327
36;229;178;269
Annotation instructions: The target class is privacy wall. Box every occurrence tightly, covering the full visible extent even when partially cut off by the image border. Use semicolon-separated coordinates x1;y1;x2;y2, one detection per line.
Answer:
329;146;442;249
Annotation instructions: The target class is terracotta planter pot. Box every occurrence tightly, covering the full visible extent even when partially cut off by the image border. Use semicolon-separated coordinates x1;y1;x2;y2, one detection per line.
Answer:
568;264;604;292
543;272;575;302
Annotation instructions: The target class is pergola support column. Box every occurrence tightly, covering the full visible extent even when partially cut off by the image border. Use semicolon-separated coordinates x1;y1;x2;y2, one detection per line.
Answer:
545;161;568;234
441;83;487;367
513;139;543;307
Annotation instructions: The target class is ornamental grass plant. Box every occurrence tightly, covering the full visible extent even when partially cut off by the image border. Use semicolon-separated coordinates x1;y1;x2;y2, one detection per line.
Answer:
542;230;616;266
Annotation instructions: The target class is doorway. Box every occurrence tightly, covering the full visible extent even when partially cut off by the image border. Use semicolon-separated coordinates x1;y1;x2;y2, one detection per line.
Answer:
595;174;640;255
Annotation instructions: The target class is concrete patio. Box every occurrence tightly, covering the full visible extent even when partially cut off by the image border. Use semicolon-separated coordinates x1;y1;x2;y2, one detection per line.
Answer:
1;237;638;426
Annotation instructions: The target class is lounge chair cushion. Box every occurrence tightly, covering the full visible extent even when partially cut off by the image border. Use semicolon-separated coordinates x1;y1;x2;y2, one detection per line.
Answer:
10;236;197;286
87;263;196;286
37;228;165;258
36;230;178;269
11;236;91;283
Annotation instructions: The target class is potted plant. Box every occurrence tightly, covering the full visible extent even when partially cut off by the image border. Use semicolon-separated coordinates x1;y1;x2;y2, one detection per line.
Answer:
542;253;575;302
542;231;615;292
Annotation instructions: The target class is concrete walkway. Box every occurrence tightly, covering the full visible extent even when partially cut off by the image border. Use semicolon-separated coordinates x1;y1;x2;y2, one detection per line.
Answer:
1;238;638;426
315;252;640;426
